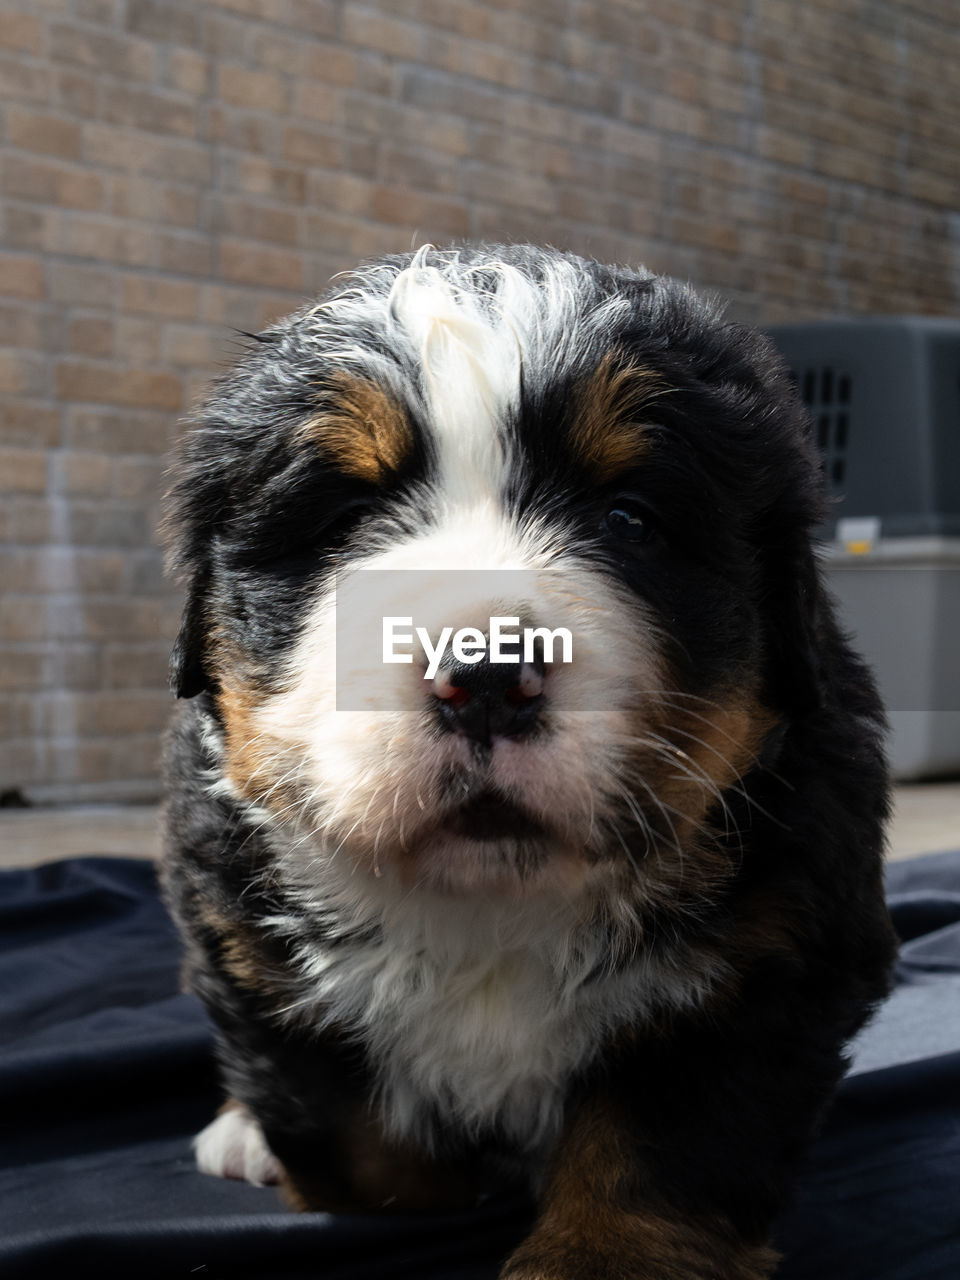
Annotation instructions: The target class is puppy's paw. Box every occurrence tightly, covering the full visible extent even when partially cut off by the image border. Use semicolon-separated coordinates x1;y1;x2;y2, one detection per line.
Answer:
193;1102;283;1187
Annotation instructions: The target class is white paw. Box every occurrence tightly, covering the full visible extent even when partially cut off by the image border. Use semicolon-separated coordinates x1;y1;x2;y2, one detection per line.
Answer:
193;1105;284;1187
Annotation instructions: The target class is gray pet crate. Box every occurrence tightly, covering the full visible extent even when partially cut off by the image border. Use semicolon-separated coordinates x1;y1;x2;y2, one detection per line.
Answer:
767;318;960;781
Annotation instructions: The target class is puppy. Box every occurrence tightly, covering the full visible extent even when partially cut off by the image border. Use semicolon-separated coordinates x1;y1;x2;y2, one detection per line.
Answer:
161;245;896;1279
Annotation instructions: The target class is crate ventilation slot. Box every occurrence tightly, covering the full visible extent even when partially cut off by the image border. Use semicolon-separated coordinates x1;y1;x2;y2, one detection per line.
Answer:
798;366;852;489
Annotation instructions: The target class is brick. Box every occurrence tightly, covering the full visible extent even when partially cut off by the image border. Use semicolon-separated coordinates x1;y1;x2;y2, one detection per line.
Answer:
0;12;45;54
113;458;162;501
73;690;172;736
416;0;482;36
53;68;98;116
72;596;171;639
344;93;471;155
98;644;168;689
83;125;212;184
401;70;504;123
530;64;619;116
283;124;342;167
109;176;200;228
7;495;56;543
377;146;458;196
129;552;166;595
0;54;52;103
3;154;105;211
68;408;173;455
49;22;156;80
779;175;831;207
182;369;217;410
291;81;339;123
164;48;210;96
0;253;45;300
162;324;225;367
249;28;305;72
48;263;115;307
204;105;275;155
3;205;64;253
56;361;183;411
127;0;201;46
202;12;246;59
63;737;162;786
0;351;46;396
463;165;556;214
112;316;162;365
219;239;306;290
0;401;61;448
76;0;117;22
122;274;202;320
62;508;151;556
0;448;47;494
103;85;197;138
68;316;114;357
0;596;47;641
300;41;359;86
212;196;300;246
55;216;156;268
0;650;48;692
7;108;82;159
200;283;292;328
370;186;469;236
155;232;212;276
343;8;425;60
0;302;54;351
565;6;658;55
51;451;113;495
220;154;306;203
217;64;289;113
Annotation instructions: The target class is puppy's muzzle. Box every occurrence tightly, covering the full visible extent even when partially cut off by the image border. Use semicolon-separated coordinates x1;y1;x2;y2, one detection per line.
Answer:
432;650;545;746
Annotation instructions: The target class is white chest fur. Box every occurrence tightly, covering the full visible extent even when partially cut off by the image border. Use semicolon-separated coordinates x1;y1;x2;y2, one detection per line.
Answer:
271;873;714;1153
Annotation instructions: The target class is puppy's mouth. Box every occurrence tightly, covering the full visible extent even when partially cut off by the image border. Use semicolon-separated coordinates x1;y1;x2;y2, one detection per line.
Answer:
440;789;544;843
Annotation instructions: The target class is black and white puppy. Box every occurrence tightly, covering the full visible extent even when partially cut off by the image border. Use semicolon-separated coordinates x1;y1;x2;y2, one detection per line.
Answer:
162;245;896;1279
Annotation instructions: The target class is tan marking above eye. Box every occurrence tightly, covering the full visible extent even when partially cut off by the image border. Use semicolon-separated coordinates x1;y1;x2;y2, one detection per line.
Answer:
297;373;414;483
572;353;667;482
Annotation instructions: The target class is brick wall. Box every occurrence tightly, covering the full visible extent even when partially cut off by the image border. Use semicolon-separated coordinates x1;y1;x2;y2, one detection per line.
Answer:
2;0;959;803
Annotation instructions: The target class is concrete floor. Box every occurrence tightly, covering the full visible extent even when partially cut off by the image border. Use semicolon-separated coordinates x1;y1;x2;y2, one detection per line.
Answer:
1;785;959;869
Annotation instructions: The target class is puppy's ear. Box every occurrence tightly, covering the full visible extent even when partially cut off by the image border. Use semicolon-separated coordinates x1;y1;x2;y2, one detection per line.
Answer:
760;533;825;718
163;434;226;700
169;569;211;699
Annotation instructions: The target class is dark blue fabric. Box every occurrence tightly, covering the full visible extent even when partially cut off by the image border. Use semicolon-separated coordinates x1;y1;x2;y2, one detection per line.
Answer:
1;854;958;1279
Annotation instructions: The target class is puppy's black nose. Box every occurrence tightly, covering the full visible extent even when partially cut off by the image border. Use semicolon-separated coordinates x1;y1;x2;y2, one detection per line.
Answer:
433;655;544;746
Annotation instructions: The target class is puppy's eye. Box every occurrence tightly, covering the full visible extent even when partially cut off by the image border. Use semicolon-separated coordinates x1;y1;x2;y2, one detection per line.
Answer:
602;501;657;545
321;502;368;546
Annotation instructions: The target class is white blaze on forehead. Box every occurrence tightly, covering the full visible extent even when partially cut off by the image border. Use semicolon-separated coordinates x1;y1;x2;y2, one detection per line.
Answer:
388;254;529;503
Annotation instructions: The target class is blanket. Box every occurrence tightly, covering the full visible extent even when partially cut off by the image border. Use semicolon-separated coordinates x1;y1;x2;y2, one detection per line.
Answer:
1;852;958;1279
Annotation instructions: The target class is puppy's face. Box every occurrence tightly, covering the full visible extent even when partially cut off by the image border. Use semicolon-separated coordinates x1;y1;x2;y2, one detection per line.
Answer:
168;247;822;900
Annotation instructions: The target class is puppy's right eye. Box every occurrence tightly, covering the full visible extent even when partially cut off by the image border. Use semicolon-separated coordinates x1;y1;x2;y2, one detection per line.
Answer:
602;500;658;545
318;498;371;548
241;496;372;572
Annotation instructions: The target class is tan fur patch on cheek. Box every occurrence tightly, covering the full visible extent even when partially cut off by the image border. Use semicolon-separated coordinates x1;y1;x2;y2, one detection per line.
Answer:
571;352;666;482
297;373;413;482
641;691;780;841
215;677;294;808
